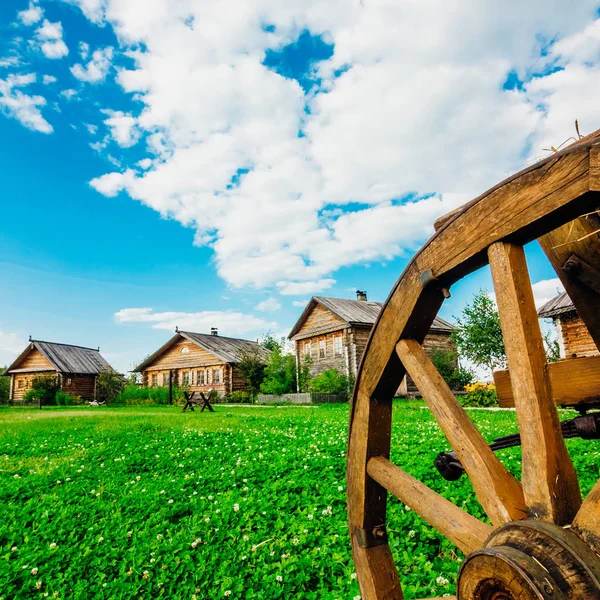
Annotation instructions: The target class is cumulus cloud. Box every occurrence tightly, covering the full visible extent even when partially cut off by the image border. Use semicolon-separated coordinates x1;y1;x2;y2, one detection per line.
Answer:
18;2;43;26
60;89;77;100
70;46;113;82
42;74;57;84
0;330;23;366
532;278;566;309
63;0;600;293
0;73;52;133
254;297;282;312
102;110;140;147
114;307;276;336
36;20;69;59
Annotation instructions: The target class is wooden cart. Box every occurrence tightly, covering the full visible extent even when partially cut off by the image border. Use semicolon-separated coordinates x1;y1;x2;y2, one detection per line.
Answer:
347;130;600;599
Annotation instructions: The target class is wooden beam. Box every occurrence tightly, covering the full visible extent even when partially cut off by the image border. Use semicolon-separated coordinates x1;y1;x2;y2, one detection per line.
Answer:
494;355;600;408
396;339;526;526
367;457;492;555
539;215;600;352
489;241;581;524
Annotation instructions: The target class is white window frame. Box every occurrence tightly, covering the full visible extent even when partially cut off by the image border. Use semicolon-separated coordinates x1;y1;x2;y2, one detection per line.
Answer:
198;370;205;385
304;342;311;356
213;368;221;385
334;335;343;357
151;373;158;388
319;339;326;359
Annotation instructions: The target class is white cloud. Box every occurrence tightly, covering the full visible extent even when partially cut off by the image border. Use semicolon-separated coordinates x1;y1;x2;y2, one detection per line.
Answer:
70;47;113;83
0;330;23;366
102;110;140;147
277;279;336;296
85;122;98;135
0;56;20;68
60;0;106;25
292;300;308;307
73;1;600;292
18;2;43;26
0;72;52;133
137;158;153;170
42;74;57;84
36;20;69;59
255;297;282;312
532;278;565;309
60;88;77;100
114;307;276;337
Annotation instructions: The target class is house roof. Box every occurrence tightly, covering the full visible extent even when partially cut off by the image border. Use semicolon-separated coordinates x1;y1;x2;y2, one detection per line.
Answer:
6;340;113;375
288;296;454;339
134;331;269;372
538;292;577;319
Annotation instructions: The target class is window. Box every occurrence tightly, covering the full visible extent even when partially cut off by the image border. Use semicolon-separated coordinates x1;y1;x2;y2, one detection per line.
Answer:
162;372;170;386
319;339;326;359
304;342;311;356
334;335;343;357
18;379;24;390
213;369;221;385
180;346;190;354
151;373;158;387
198;370;205;385
182;371;190;386
67;378;72;386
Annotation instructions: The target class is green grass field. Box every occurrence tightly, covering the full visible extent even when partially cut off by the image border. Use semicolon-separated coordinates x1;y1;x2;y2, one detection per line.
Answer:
0;403;597;599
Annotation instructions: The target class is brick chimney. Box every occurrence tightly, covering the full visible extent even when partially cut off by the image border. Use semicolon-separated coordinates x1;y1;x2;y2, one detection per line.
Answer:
211;327;218;336
356;290;367;302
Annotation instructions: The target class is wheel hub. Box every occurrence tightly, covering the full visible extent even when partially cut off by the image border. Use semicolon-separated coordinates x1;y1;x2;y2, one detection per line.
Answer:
457;521;600;599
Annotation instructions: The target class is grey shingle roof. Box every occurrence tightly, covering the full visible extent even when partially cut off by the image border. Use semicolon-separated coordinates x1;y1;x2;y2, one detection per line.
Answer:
538;292;576;319
134;331;269;372
6;340;113;375
289;296;454;339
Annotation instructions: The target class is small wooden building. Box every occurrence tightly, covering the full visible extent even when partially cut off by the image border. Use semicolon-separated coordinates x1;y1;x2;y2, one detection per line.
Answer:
4;338;113;402
538;291;598;358
288;292;455;390
134;329;269;396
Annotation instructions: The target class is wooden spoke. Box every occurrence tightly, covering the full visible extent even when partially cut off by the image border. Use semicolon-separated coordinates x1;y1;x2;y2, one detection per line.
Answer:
539;214;600;352
367;457;492;554
395;339;526;526
488;241;582;524
573;479;600;555
494;355;600;408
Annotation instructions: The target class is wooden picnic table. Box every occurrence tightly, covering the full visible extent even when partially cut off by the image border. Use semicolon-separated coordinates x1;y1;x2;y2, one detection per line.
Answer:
182;391;215;413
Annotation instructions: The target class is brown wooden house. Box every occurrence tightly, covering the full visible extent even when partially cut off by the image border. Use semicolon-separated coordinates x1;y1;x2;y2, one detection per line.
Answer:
288;291;455;392
538;291;598;358
4;338;113;402
134;329;269;396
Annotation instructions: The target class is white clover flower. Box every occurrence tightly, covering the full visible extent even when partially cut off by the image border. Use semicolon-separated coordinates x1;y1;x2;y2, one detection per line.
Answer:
354;596;361;600
224;591;231;597
307;514;313;520
276;575;283;582
293;538;299;546
11;546;17;552
98;537;104;544
168;499;174;504
35;581;42;589
408;530;415;538
436;575;449;586
233;504;240;512
351;573;357;580
31;567;38;575
49;543;57;549
338;486;344;491
142;570;149;579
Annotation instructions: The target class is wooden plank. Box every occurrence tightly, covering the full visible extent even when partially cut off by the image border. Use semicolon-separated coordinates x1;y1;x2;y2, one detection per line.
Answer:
367;457;492;554
573;479;600;555
494;355;600;408
539;215;600;353
395;339;526;526
489;241;581;524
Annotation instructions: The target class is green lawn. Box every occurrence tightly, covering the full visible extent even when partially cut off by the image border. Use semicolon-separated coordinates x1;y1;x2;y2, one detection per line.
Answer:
0;403;597;599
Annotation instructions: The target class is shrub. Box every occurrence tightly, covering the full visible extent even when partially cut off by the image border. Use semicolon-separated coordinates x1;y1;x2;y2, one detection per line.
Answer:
430;349;474;390
97;370;125;404
308;369;351;399
116;384;184;405
260;344;296;395
225;391;252;404
236;347;267;399
55;391;82;406
460;382;498;407
24;375;60;406
0;367;9;404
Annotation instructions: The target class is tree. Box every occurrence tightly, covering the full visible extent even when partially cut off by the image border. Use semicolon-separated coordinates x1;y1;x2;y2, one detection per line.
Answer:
297;355;312;393
236;347;267;400
430;349;474;390
260;332;281;352
452;290;506;376
0;367;9;404
96;370;125;404
260;344;296;395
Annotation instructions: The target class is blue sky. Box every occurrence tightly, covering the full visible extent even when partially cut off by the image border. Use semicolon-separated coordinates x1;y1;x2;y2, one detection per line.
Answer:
1;0;599;371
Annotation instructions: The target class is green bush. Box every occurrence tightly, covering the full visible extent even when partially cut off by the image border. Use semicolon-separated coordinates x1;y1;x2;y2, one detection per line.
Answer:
96;370;125;404
430;349;474;390
260;345;296;395
308;369;351;398
24;375;60;406
225;391;252;404
55;391;82;406
0;368;9;404
116;384;184;405
460;382;498;407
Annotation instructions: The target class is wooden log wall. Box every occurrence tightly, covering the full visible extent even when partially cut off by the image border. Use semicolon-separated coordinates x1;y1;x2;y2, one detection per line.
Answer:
560;314;599;358
61;374;96;401
143;364;230;396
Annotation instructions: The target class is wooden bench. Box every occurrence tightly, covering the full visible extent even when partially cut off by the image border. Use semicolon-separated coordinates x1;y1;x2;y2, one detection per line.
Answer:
182;391;215;413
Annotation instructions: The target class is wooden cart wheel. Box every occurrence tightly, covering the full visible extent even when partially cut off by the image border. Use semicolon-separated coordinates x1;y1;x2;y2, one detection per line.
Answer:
347;130;600;600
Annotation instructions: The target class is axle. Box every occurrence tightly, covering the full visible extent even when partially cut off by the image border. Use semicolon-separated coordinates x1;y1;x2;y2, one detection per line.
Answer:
434;412;600;481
